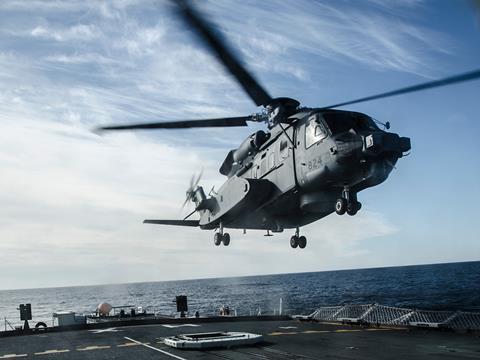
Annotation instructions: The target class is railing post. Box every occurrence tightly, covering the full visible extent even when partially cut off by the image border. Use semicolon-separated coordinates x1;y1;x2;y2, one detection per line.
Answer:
359;304;376;320
332;305;346;320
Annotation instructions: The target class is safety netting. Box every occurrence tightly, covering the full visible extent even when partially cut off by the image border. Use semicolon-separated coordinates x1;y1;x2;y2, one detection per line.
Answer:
309;304;480;330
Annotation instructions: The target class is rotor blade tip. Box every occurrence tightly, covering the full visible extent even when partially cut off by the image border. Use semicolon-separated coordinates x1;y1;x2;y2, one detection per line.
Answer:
91;127;105;136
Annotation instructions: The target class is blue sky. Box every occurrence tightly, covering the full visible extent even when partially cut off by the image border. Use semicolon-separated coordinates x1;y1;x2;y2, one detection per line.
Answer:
0;0;479;290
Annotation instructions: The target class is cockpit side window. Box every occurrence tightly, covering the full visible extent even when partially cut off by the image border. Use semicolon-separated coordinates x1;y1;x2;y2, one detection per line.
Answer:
305;114;327;148
323;112;378;135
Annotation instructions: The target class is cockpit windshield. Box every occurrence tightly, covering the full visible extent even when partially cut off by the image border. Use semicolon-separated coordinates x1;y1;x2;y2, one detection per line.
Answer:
322;111;378;135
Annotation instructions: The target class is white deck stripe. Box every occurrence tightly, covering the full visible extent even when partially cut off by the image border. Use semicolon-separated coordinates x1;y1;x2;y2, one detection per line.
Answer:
34;349;70;355
162;324;199;328
124;337;187;360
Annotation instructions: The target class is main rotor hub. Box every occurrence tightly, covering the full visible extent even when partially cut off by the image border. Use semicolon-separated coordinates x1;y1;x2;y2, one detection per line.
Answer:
266;97;300;128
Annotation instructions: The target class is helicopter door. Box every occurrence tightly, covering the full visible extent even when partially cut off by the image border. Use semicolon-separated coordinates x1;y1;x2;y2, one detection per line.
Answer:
295;113;328;190
273;125;296;193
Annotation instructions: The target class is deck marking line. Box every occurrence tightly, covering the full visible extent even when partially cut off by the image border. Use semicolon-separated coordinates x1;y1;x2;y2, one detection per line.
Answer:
34;349;70;355
117;342;149;347
365;328;392;331
124;336;187;360
90;327;121;333
279;326;297;329
268;331;298;336
77;345;111;351
0;355;28;359
302;330;330;334
162;324;199;328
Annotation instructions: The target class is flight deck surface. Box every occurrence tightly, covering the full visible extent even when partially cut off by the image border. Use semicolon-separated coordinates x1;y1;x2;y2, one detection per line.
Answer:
1;319;479;359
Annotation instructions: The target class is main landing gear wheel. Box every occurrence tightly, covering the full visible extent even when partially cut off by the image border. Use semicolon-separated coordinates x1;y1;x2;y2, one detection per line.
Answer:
290;228;307;249
214;232;230;246
222;233;230;246
298;236;307;249
347;201;362;216
335;198;347;215
214;233;222;246
290;236;299;248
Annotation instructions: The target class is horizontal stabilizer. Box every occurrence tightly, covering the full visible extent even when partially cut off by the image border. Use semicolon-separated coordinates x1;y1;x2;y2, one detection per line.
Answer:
143;219;199;227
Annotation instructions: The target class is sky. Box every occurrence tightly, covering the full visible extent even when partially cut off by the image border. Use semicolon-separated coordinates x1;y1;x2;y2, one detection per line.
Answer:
0;0;479;290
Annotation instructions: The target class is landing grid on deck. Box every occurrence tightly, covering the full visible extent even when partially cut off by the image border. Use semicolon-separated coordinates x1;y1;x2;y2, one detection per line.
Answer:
308;304;480;331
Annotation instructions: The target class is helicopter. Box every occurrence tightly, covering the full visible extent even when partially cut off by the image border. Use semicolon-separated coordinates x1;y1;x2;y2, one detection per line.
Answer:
98;0;480;249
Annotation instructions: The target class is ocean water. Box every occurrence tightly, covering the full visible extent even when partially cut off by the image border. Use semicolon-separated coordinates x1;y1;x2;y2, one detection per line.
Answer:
0;261;479;328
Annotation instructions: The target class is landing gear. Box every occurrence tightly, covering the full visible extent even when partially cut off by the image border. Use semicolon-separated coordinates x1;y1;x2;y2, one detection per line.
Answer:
222;233;230;246
214;232;222;246
335;198;347;215
290;236;298;248
214;223;230;246
213;232;230;246
298;236;307;249
335;187;361;216
290;228;307;249
347;201;361;216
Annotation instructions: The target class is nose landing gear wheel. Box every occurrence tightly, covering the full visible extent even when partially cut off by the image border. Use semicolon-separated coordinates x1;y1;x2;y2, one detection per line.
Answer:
290;236;299;248
214;233;222;246
347;201;362;216
222;233;230;246
298;236;307;249
335;198;347;215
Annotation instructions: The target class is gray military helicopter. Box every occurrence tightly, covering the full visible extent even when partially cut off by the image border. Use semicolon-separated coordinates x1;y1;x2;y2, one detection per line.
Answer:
99;0;480;249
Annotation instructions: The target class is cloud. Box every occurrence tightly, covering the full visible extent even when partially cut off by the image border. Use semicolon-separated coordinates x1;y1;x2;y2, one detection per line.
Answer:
31;24;100;42
203;0;451;78
44;53;119;65
303;210;398;257
113;24;167;56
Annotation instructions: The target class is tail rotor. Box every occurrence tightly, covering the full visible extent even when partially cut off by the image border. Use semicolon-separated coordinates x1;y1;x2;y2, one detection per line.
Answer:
181;169;204;218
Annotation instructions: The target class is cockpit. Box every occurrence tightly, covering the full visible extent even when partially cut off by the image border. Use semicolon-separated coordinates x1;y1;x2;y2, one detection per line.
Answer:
322;111;378;135
305;110;379;149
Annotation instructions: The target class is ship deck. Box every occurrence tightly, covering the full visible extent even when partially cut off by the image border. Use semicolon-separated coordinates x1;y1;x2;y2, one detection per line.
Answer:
0;318;479;359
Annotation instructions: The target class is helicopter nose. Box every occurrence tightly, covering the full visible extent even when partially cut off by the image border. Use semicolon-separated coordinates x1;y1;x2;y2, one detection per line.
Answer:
363;132;410;157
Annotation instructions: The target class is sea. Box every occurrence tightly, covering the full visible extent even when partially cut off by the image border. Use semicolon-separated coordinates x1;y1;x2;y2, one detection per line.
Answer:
1;261;479;329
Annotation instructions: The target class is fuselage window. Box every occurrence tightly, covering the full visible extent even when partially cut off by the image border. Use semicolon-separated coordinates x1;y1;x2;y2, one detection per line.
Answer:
260;159;266;176
269;152;275;170
280;139;289;159
305;115;326;148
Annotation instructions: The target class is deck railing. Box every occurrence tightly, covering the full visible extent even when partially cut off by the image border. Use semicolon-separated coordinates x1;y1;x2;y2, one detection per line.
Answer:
308;304;480;331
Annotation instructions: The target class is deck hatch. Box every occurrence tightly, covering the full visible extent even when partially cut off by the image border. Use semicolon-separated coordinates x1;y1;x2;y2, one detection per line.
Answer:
164;331;263;349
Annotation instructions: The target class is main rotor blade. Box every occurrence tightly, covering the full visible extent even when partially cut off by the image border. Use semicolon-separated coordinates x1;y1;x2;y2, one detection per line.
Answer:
97;116;250;131
175;0;273;107
323;69;480;109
